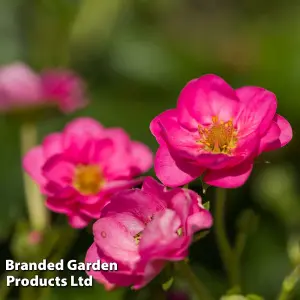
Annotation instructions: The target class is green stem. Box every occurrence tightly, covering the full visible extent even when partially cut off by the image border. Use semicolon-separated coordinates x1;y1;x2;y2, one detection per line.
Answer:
277;266;300;300
0;270;21;300
37;229;78;300
176;260;214;300
20;122;49;231
214;188;240;291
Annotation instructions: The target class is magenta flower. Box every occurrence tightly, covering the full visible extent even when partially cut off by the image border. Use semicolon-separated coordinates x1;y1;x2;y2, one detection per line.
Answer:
23;118;153;228
0;62;87;113
85;177;212;290
150;74;292;188
0;62;43;110
41;69;87;113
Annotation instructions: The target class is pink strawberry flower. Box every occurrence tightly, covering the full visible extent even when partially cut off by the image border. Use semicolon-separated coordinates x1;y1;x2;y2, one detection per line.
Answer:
23;118;153;228
150;74;292;188
0;62;43;110
85;177;212;290
0;62;87;113
41;69;88;113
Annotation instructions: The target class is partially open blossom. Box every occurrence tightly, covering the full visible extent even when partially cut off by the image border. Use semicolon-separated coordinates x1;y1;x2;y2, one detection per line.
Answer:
0;63;43;110
0;62;87;113
85;177;212;290
23;118;153;228
27;231;43;245
150;74;292;188
41;69;87;113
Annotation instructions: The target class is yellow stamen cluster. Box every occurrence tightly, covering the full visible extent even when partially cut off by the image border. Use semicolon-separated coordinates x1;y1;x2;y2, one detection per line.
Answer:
198;116;237;154
134;232;142;245
73;165;105;195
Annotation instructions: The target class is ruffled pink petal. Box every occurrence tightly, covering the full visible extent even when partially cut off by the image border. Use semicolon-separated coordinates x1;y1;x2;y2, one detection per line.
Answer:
133;260;165;289
79;199;108;219
62;117;104;150
154;146;204;187
141;176;166;196
101;128;132;179
166;188;212;235
22;146;46;186
41;70;87;113
104;128;131;148
151;108;203;161
74;138;114;165
177;74;239;129
139;209;190;260
187;210;213;235
273;114;293;149
203;161;253;188
68;213;91;228
42;133;63;159
46;197;74;214
42;154;74;187
150;109;178;145
236;87;277;137
101;189;165;224
130;141;153;174
101;178;144;197
0;62;43;108
258;121;280;153
85;243;116;291
93;217;139;267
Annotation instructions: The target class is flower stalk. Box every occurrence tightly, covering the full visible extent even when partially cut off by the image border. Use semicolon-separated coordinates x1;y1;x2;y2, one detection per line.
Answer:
277;265;300;300
20;121;48;231
214;188;241;291
176;260;214;300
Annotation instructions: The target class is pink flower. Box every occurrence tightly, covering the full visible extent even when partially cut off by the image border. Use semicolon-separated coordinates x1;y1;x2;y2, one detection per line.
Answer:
0;63;43;110
0;62;87;113
150;74;293;188
85;177;212;290
23;118;153;228
41;69;87;113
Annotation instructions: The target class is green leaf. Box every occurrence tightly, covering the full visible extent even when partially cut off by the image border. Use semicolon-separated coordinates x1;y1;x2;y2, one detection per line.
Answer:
203;201;210;210
162;277;174;291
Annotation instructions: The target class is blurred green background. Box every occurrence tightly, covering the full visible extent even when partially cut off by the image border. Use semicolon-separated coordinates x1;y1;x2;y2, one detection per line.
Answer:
0;0;300;299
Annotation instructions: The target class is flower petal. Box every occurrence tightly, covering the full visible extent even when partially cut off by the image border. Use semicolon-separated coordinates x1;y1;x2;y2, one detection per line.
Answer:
22;146;46;186
68;213;91;228
93;217;139;267
236;87;277;136
85;243;116;291
63;117;104;150
41;70;88;113
154;146;204;187
150;109;178;145
139;209;190;260
259;121;280;153
0;62;43;108
42;154;74;187
177;74;239;129
203;161;253;188
101;189;165;224
273;114;293;149
130;141;153;175
42;133;63;159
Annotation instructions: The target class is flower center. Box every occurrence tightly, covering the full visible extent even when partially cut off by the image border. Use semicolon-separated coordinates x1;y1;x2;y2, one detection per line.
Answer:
72;164;105;195
134;232;142;245
198;116;237;154
133;215;154;245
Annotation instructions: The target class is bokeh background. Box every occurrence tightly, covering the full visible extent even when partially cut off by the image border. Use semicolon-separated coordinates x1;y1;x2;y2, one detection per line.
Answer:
0;0;300;299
